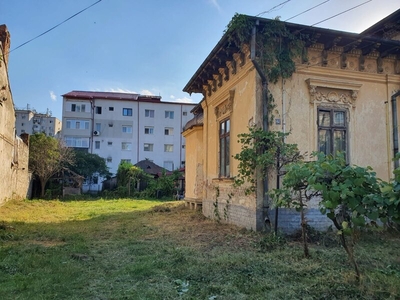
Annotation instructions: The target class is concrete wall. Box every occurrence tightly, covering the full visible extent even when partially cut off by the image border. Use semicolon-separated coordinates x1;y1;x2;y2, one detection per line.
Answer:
0;25;31;204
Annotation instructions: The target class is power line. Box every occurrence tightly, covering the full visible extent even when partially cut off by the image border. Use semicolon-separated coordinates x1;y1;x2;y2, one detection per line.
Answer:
285;0;331;22
309;0;372;27
256;0;292;17
9;0;103;54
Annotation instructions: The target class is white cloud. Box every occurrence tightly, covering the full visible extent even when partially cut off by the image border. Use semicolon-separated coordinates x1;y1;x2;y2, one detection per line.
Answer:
170;95;176;99
173;97;198;103
140;89;155;96
49;91;57;102
106;88;138;94
209;0;221;12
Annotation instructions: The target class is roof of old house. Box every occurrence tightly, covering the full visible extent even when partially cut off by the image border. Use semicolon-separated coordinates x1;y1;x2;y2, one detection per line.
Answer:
183;113;204;131
135;159;168;176
62;91;161;102
183;13;400;95
361;9;400;39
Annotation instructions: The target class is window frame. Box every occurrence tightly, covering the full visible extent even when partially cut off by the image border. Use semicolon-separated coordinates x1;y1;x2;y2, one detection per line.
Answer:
317;107;347;157
122;125;133;133
121;142;132;151
144;143;154;152
164;127;174;135
123;108;133;116
144;126;154;134
219;118;230;178
165;111;174;119
164;144;174;152
145;109;155;118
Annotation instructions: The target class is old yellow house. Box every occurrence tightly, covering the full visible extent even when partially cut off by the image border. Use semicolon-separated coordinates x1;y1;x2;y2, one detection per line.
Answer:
182;10;400;232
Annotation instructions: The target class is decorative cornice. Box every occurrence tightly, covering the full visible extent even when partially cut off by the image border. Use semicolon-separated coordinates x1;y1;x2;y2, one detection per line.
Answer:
215;90;235;118
306;78;362;107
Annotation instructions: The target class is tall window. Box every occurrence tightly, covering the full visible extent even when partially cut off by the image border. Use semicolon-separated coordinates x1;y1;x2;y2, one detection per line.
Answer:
144;126;154;134
122;125;132;133
219;119;230;177
123;108;132;116
71;103;86;112
145;109;154;118
95;123;101;131
95;106;102;114
165;111;174;119
144;143;153;151
318;108;347;156
95;141;100;149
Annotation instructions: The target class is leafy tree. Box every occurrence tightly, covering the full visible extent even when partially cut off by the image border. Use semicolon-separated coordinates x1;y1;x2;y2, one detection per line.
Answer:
145;170;182;199
233;126;301;195
272;152;389;281
69;150;110;181
29;133;74;197
116;162;151;196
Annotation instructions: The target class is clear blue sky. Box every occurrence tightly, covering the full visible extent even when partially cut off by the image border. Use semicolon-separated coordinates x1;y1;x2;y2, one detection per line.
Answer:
2;0;399;119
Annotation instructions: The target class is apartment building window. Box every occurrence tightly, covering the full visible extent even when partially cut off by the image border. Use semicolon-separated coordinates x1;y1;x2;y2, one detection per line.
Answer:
71;103;86;112
144;126;154;134
122;125;132;133
123;108;132;116
49;120;53;123
21;123;24;126
95;123;101;132
122;142;132;151
107;141;113;146
144;143;153;152
164;144;173;152
109;107;114;111
21;130;25;134
65;137;89;148
121;159;131;164
165;111;174;119
66;120;89;130
164;127;174;135
95;141;100;149
145;109;155;118
22;115;26;119
164;161;174;171
183;111;187;116
106;157;112;163
95;106;102;114
182;145;186;149
318;108;347;156
219;119;230;177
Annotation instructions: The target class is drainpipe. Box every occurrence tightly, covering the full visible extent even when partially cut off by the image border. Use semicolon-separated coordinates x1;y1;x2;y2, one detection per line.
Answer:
392;90;400;169
250;21;271;231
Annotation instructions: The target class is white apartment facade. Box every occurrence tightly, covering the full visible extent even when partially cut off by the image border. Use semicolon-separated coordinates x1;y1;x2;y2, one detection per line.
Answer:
62;91;196;184
15;109;62;137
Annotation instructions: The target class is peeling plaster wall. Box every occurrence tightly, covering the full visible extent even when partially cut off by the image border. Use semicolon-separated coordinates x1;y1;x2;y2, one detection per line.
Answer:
0;25;31;204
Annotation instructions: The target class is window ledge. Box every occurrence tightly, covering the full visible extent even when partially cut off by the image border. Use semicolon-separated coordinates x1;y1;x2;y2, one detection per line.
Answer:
212;177;234;183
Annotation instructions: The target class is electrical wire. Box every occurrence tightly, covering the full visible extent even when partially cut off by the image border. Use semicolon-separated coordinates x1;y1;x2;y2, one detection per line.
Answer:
9;0;103;54
256;0;292;17
285;0;331;22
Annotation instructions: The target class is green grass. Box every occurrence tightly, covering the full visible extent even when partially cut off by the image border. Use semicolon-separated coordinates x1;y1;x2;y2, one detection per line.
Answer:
1;198;400;299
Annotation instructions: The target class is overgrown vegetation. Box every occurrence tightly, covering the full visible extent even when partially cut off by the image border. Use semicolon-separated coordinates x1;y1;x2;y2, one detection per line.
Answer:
0;199;399;299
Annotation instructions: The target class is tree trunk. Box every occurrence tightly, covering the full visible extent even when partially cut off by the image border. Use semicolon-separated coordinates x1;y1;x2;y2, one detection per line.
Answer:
299;192;309;258
40;178;47;198
339;233;360;282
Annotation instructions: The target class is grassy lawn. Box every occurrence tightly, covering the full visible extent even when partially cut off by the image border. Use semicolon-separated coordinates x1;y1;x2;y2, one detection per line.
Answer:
0;198;399;299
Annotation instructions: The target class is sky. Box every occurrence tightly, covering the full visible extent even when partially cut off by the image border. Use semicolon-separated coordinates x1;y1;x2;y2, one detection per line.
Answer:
2;0;399;120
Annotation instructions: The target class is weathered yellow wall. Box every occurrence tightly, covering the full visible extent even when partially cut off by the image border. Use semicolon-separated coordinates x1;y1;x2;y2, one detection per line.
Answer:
183;126;204;201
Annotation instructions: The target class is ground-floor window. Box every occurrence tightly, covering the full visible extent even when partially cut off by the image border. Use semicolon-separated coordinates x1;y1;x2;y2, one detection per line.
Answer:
219;118;230;177
318;108;347;156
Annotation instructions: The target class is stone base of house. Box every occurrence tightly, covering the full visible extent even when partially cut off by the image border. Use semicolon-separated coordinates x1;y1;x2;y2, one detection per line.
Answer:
269;207;333;234
202;199;263;231
184;197;202;210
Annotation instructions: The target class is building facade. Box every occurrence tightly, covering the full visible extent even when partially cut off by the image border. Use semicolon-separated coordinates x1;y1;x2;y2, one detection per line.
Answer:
0;25;31;204
15;108;62;137
183;11;400;232
62;91;196;189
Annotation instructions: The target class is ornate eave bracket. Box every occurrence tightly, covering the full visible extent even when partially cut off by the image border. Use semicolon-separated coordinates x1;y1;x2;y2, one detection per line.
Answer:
306;78;362;108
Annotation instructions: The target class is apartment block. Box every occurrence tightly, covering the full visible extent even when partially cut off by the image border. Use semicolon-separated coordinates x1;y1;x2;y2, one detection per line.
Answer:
15;108;62;137
62;91;196;179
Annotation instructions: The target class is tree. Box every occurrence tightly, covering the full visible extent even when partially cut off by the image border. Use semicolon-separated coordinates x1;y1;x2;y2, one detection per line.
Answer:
271;152;388;281
29;133;74;197
116;162;151;196
68;150;110;181
233;126;301;195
